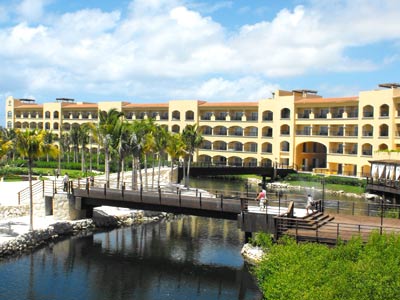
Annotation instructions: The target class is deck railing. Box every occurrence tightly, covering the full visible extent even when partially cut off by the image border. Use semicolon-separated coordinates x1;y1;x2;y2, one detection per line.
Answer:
274;216;400;244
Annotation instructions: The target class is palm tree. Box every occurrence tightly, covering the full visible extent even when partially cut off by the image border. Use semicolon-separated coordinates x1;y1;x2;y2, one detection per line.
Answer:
15;129;58;231
83;122;98;173
42;131;57;162
0;136;12;161
59;132;71;164
70;126;80;163
115;120;131;188
182;124;203;187
140;119;156;190
154;125;169;187
166;132;186;183
98;109;124;186
0;128;17;160
78;124;91;174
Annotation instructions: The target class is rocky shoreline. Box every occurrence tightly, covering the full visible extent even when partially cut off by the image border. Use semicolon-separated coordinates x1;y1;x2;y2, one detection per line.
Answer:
0;210;171;259
241;243;264;264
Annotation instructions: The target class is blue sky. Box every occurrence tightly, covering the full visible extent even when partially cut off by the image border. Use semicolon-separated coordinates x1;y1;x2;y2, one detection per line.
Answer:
1;0;400;126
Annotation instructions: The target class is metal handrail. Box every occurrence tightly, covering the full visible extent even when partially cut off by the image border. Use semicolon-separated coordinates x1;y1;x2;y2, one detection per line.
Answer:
17;180;43;205
274;216;400;243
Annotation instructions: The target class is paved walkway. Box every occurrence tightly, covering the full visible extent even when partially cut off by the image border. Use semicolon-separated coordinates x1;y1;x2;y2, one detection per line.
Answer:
0;168;205;246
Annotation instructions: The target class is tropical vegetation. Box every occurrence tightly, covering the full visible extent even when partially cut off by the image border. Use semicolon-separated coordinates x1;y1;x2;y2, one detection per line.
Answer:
0;112;207;230
0;110;203;190
252;232;400;300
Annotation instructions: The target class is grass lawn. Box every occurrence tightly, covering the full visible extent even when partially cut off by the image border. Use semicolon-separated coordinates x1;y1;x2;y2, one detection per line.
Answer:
282;180;365;194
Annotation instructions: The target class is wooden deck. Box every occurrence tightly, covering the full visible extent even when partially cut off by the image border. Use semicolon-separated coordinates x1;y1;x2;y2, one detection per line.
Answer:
68;182;400;244
276;213;400;244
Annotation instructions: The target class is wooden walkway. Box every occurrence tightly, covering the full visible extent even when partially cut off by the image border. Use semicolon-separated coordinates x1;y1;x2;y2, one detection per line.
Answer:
275;213;400;244
20;179;400;244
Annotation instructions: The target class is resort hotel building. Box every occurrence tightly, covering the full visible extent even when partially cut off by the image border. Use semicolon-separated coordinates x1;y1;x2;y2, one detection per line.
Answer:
5;83;400;178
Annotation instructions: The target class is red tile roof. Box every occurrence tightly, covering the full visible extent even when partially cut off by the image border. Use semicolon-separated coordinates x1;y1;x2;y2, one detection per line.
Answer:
124;103;169;108
295;96;358;104
200;102;258;107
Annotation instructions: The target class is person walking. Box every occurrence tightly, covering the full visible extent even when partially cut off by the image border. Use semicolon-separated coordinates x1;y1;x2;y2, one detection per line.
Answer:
63;173;69;192
256;188;267;211
306;194;315;215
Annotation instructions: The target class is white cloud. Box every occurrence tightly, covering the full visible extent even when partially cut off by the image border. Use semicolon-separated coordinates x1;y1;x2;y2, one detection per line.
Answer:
189;1;233;14
0;5;9;23
171;77;279;101
0;0;399;103
16;0;51;22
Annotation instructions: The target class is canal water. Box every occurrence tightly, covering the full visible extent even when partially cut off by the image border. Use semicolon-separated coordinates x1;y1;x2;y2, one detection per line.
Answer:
0;177;368;300
0;216;262;300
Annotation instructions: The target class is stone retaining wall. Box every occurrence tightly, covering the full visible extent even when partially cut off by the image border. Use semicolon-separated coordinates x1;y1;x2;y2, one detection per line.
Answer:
0;205;29;219
0;211;169;258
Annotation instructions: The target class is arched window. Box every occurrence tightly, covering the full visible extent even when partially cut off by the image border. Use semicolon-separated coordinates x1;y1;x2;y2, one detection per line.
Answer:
380;124;388;137
380;104;389;117
185;110;194;120
281;141;290;152
228;156;242;167
53;111;59;118
262;126;273;137
172;111;180;121
213;141;227;151
378;143;388;151
45;111;50;118
200;140;212;150
280;124;290;135
7;111;12;118
212;155;226;166
363;105;374;118
281;108;290;119
7;121;12;128
262;142;273;153
200;126;212;135
172;124;180;133
262;110;273;121
362;124;373;137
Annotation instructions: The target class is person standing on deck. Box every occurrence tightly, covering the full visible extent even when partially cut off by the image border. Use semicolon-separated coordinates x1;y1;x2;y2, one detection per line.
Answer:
256;188;267;210
306;194;315;215
63;173;69;192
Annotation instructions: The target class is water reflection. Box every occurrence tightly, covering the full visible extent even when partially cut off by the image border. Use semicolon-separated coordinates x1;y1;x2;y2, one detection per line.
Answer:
0;217;262;300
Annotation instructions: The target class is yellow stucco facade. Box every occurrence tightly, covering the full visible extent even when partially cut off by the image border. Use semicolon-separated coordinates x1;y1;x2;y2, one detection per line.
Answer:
5;84;400;177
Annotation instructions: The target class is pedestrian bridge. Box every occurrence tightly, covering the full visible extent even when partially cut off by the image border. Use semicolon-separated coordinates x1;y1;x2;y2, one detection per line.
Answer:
21;179;400;244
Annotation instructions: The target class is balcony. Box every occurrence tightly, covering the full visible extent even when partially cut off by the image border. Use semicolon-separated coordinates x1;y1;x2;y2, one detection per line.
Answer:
296;130;311;136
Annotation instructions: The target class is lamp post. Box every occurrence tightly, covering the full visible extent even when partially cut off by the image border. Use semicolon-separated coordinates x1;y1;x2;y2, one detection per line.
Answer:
278;188;282;215
89;132;92;173
380;195;384;235
321;178;325;213
245;180;251;197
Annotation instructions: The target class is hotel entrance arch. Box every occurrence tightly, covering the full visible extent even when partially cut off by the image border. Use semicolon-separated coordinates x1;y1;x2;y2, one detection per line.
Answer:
295;142;327;172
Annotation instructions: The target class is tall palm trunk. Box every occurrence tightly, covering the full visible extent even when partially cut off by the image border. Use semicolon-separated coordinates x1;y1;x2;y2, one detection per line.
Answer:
138;159;143;190
81;145;85;173
97;147;100;170
131;155;137;190
105;147;110;187
170;160;174;183
28;158;33;231
144;155;148;190
157;157;162;187
185;155;192;188
121;159;125;187
152;154;155;189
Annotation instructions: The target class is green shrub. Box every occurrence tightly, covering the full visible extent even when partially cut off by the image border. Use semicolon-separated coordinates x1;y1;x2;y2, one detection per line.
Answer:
250;232;273;249
254;233;400;300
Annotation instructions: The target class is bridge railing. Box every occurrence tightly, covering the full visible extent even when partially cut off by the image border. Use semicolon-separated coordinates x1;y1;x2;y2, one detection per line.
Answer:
274;216;400;244
71;181;252;216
